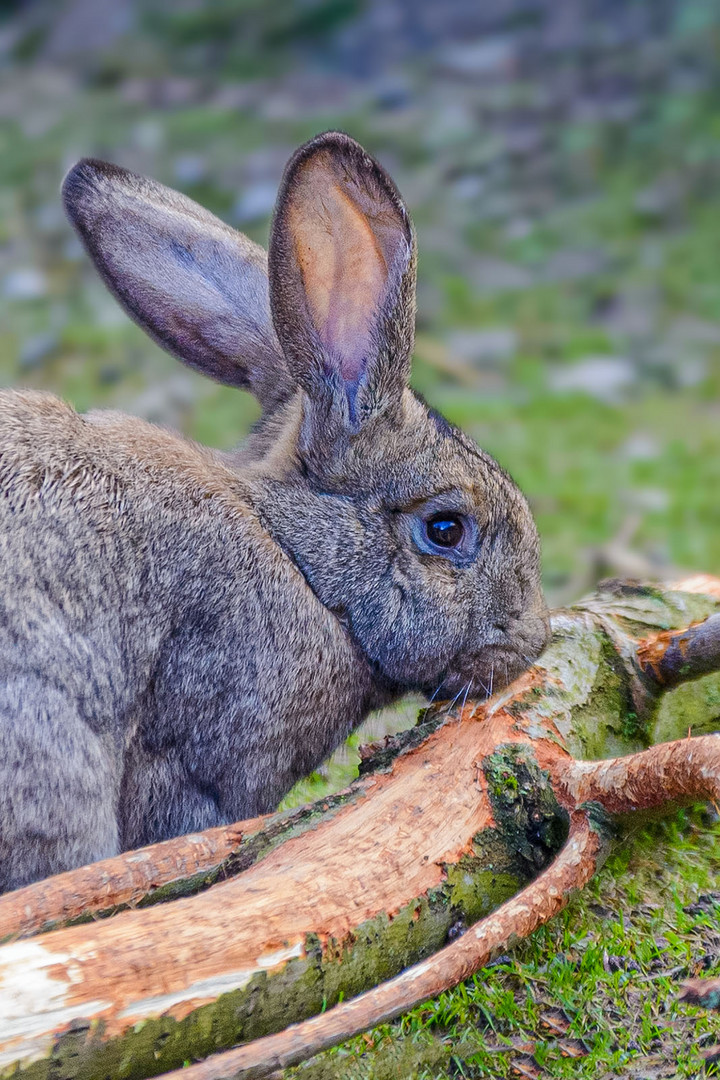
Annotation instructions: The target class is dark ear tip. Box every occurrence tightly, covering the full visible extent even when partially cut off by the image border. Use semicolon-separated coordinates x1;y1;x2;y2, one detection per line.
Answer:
286;130;373;174
278;131;411;236
302;129;363;153
61;158;127;220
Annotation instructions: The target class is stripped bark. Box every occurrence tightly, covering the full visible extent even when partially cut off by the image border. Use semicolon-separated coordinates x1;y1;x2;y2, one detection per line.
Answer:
161;810;610;1080
0;820;258;941
555;733;720;814
1;577;719;1080
637;613;720;688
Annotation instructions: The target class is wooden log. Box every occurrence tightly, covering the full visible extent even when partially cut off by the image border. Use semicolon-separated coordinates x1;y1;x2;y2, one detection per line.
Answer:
160;727;720;1080
162;809;610;1080
0;579;719;1080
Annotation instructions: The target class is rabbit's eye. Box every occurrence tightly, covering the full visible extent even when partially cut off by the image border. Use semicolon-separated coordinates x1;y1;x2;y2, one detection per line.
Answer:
425;513;464;548
411;508;477;563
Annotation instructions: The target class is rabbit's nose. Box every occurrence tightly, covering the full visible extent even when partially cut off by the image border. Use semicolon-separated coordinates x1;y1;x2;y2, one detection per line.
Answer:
493;609;521;632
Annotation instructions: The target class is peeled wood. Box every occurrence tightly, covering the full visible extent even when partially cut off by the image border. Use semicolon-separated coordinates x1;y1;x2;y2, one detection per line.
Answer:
0;820;258;941
1;577;720;1080
637;612;720;688
165;811;608;1080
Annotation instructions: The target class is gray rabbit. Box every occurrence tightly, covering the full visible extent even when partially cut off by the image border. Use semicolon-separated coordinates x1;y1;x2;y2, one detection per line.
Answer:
0;132;549;892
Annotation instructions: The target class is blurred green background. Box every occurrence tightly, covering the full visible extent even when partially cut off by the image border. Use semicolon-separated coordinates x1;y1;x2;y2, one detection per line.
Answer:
2;3;720;1075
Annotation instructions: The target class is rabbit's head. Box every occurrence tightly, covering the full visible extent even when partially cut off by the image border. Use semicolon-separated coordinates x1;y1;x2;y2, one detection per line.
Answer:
63;132;549;701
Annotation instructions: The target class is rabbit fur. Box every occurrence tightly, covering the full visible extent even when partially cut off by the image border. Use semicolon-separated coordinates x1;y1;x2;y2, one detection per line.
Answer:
0;132;549;892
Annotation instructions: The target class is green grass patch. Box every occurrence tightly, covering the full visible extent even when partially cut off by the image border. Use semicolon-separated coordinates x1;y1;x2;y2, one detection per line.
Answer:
286;807;720;1079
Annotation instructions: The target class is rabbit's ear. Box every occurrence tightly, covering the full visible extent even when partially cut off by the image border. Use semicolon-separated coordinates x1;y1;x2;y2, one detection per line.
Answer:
269;132;416;426
62;160;291;412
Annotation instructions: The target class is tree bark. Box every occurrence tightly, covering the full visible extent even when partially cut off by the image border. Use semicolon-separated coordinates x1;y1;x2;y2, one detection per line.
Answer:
165;809;610;1080
1;576;719;1080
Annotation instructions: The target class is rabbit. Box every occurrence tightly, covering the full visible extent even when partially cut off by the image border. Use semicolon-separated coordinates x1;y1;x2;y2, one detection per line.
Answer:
0;132;550;892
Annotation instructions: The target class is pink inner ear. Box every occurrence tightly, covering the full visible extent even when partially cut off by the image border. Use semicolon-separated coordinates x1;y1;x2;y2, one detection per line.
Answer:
288;156;393;383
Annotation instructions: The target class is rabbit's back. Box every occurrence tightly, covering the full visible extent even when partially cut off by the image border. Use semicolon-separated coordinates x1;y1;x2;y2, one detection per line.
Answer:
0;391;158;724
0;387;336;734
0;390;378;885
0;388;244;708
0;390;181;885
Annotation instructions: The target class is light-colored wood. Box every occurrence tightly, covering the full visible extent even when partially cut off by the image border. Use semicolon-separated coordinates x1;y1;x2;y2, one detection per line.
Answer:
0;708;508;1052
0;820;264;941
671;574;720;599
161;812;605;1080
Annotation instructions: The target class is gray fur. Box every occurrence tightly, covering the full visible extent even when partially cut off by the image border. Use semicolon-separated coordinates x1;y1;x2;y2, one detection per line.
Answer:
0;133;549;892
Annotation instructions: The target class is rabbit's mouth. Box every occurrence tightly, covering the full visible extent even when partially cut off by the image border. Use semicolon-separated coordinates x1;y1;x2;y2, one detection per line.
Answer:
426;645;538;704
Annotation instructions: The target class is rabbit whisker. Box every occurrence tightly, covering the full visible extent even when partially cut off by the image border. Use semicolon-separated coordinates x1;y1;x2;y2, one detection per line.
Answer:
444;685;466;719
426;682;444;709
476;675;491;698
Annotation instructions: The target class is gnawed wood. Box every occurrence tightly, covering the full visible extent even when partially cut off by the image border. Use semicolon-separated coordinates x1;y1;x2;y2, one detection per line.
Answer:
556;733;720;814
0;579;719;1080
0;712;446;942
160;810;610;1080
0;820;257;942
0;703;547;1073
637;614;720;688
672;574;720;599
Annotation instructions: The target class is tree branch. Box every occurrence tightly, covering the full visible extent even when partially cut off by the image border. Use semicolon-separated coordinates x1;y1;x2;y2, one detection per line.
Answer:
0;821;254;941
555;733;720;816
637;613;720;689
0;756;395;941
158;810;609;1080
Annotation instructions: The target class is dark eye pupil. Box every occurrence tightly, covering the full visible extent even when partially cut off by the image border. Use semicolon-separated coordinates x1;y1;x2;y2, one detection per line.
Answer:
426;514;464;547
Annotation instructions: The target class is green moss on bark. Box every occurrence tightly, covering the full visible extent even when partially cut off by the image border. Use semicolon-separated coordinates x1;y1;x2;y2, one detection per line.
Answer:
483;745;569;874
651;670;720;744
